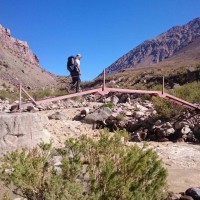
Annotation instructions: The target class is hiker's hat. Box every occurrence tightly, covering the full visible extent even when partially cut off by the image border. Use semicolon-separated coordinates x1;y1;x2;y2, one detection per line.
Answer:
76;53;82;58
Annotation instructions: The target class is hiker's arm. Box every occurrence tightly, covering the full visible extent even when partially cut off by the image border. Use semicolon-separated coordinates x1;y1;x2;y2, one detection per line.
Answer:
76;65;81;74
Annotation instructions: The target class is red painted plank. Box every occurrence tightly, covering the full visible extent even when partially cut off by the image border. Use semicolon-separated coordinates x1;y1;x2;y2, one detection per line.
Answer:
20;87;199;111
106;87;161;95
163;93;200;109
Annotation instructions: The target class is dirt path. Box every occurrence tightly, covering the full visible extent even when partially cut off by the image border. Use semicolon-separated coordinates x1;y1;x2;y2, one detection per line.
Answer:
148;142;200;193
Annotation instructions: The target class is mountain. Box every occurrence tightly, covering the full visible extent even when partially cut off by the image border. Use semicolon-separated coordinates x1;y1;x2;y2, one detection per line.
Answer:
0;24;59;89
105;17;200;74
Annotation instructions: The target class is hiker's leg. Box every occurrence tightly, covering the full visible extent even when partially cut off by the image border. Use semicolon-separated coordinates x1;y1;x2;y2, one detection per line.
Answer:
76;77;81;93
71;77;76;85
75;81;79;93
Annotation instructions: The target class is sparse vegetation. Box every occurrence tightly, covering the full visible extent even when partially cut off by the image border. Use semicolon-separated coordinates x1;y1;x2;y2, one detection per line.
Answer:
103;102;113;108
0;84;19;102
0;90;18;101
30;87;69;100
152;97;184;119
0;130;168;200
170;81;200;103
151;81;200;119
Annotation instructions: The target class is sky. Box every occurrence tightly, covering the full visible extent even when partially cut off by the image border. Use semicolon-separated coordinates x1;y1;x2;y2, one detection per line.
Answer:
0;0;200;81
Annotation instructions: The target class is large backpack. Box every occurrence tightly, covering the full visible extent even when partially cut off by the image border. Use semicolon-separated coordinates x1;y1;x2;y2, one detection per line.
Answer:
67;56;75;72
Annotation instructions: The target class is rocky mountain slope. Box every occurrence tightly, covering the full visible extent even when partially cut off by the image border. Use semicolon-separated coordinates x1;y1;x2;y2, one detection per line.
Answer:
106;17;200;74
0;24;59;89
86;40;200;91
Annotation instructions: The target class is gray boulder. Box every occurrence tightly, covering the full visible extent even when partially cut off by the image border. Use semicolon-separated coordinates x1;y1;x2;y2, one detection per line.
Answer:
0;113;51;154
185;187;200;200
82;107;112;124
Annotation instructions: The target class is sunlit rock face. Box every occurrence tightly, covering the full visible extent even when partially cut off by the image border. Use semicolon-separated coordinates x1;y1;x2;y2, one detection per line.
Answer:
106;17;200;74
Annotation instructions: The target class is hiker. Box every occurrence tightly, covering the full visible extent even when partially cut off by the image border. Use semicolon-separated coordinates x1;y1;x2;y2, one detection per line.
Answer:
67;54;82;92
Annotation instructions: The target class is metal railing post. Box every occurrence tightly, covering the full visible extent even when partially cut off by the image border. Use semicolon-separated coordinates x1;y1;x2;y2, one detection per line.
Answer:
162;76;165;94
19;84;22;109
103;69;105;91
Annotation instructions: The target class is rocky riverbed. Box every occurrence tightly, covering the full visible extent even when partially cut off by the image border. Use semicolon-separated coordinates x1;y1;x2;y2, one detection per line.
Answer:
0;94;200;199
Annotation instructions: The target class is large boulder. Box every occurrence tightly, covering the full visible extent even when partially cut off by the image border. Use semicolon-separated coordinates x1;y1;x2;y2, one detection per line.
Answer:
0;113;51;154
82;107;113;124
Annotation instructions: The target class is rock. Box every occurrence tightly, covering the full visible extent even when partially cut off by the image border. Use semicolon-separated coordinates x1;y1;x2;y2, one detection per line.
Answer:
152;110;157;115
170;193;182;200
133;111;145;118
118;94;129;103
181;126;191;134
10;104;19;112
139;130;148;140
104;96;112;103
48;112;66;120
173;83;181;89
26;105;35;112
0;24;58;89
82;107;112;124
185;187;200;200
95;120;106;129
166;128;175;135
135;103;148;111
174;121;188;130
125;111;132;116
158;138;169;142
131;132;142;142
80;108;90;117
105;116;118;132
127;97;131;104
180;195;194;200
35;104;44;111
62;99;77;108
155;119;162;126
194;124;200;139
0;113;51;154
165;122;172;128
111;95;119;105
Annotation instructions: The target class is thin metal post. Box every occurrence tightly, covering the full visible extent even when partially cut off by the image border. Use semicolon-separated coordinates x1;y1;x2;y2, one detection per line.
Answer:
103;69;105;91
162;76;164;94
19;84;22;109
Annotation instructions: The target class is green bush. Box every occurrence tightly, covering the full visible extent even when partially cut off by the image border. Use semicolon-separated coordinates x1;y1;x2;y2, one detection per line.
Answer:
152;96;184;119
0;130;168;200
170;81;200;103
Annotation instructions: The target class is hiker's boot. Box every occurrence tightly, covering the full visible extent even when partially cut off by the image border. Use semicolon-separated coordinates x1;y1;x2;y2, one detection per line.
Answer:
76;87;82;93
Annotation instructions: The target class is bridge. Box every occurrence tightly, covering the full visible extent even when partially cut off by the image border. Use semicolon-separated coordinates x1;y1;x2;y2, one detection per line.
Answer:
19;70;200;111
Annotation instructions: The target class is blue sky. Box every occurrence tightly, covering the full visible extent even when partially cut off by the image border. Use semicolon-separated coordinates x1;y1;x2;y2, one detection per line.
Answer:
0;0;200;81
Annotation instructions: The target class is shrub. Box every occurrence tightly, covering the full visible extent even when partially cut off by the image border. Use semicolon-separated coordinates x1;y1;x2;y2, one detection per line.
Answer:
152;96;184;119
0;130;168;200
170;81;200;103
